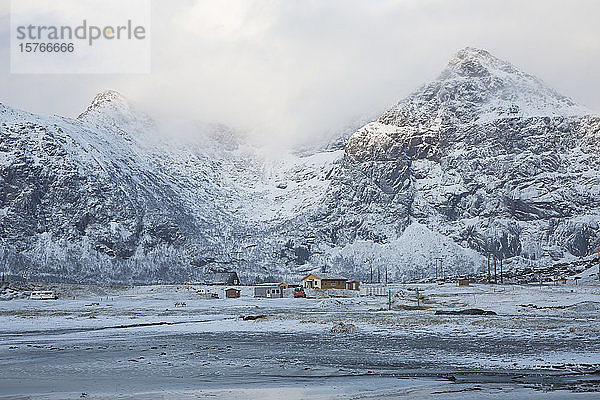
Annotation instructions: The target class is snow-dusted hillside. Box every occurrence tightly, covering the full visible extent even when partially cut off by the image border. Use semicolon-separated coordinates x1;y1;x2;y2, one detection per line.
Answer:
1;48;600;283
317;48;600;279
0;90;344;283
0;92;258;282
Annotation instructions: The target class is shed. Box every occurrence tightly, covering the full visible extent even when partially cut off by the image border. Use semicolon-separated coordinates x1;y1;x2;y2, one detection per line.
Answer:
458;278;470;287
225;288;241;298
254;284;283;298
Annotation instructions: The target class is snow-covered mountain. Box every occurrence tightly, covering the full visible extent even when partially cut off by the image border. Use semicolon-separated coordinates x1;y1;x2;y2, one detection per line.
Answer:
317;48;600;279
1;48;599;284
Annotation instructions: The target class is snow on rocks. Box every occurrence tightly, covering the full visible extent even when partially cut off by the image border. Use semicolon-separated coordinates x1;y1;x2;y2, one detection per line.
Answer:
2;48;600;284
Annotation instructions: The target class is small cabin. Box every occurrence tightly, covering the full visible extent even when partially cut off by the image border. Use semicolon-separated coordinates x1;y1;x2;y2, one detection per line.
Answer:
458;278;470;287
225;288;241;298
254;284;283;298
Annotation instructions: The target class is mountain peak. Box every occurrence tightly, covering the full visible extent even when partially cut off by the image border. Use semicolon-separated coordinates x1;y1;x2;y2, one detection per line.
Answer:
451;47;502;63
90;90;129;108
78;90;132;120
445;47;518;78
377;47;588;127
77;90;154;132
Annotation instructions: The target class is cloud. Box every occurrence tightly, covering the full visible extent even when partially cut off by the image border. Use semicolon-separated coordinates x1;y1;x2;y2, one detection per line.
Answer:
1;0;600;147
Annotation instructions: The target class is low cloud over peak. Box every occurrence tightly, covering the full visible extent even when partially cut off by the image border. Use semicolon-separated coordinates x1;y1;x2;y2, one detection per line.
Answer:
2;0;600;148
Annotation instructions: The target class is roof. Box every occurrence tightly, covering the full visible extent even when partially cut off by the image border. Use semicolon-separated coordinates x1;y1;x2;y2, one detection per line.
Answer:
215;272;238;279
206;271;239;284
301;273;347;281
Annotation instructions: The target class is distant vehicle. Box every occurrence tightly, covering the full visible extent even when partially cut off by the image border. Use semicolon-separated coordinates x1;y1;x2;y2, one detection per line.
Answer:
293;287;306;298
197;287;219;299
29;290;57;300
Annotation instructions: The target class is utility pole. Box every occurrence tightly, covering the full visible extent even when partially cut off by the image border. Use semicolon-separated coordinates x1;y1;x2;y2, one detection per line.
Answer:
435;258;443;281
388;290;391;311
500;257;503;284
487;254;491;284
494;254;497;284
370;265;373;284
377;268;380;284
385;267;388;285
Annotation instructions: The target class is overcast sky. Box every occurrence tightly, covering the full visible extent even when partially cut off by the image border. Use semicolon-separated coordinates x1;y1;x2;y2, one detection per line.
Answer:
1;0;599;147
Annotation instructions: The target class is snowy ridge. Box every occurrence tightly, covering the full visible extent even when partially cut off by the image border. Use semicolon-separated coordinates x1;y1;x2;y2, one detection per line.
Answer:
331;48;600;280
1;48;600;283
380;47;589;130
77;90;154;135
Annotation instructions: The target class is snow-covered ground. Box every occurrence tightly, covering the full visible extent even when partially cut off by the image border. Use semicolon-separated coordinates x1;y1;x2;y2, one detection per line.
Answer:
1;281;599;399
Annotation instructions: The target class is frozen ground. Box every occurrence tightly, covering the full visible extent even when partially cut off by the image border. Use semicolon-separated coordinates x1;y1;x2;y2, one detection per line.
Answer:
1;281;599;399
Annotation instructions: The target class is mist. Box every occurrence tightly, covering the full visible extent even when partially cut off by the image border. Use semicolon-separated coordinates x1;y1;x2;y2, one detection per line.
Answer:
1;0;600;148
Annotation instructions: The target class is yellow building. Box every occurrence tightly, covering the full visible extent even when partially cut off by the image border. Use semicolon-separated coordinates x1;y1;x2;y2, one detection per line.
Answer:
301;273;357;290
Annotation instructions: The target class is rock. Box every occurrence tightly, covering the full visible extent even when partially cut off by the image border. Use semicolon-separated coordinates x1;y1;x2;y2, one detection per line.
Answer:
241;314;267;321
435;308;497;316
330;322;357;333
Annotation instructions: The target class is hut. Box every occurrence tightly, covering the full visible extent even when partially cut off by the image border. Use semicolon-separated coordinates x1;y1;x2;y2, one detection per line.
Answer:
254;284;283;298
225;288;241;298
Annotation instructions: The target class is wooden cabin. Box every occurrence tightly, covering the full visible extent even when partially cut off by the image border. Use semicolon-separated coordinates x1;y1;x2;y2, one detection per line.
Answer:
225;288;241;298
301;273;349;290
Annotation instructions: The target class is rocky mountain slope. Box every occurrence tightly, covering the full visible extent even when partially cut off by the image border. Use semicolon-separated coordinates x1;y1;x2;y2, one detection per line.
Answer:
310;48;600;280
0;92;247;282
1;48;599;284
